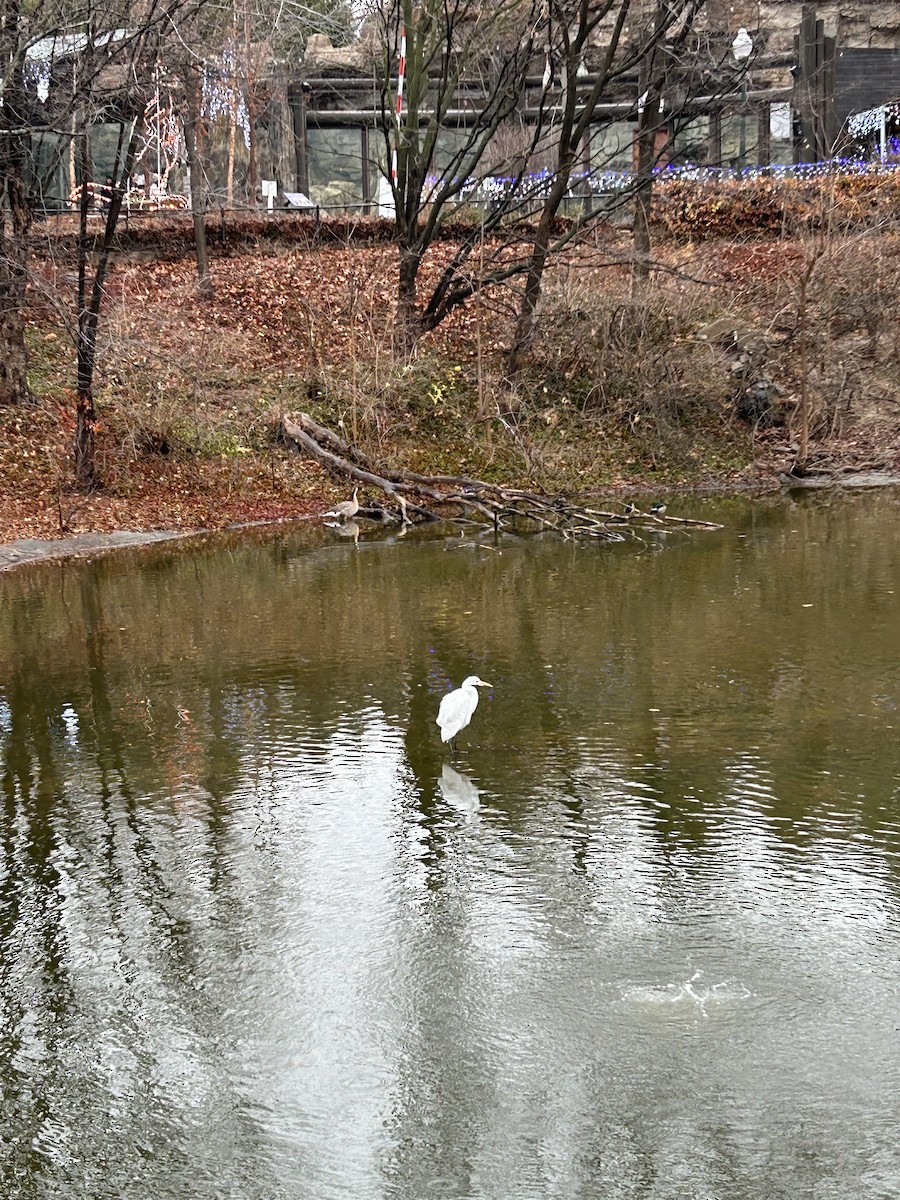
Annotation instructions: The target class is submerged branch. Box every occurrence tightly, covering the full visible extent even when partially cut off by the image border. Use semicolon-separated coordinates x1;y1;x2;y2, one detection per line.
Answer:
279;413;723;540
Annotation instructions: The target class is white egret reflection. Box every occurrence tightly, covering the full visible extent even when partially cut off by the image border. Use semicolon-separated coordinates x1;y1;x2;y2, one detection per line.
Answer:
438;763;481;819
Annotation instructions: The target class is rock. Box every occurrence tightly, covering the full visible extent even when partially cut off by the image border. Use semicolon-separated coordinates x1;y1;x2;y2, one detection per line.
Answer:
736;379;782;428
303;30;378;75
699;318;768;370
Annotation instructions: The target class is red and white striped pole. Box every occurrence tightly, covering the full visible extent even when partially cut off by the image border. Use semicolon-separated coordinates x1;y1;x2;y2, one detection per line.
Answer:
392;24;407;186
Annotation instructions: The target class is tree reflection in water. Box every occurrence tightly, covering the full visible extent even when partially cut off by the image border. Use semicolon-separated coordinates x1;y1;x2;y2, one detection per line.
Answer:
0;494;898;1198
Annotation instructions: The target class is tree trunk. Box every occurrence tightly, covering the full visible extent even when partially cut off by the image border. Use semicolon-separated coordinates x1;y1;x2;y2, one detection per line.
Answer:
506;232;550;378
0;218;30;405
73;117;140;490
797;273;810;474
507;165;572;377
184;73;212;299
632;94;661;292
395;248;422;352
244;11;258;205
75;144;98;491
0;0;32;404
74;383;98;490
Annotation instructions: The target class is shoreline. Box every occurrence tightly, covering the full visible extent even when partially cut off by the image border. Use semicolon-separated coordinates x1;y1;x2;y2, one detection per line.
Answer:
4;471;900;575
0;514;322;574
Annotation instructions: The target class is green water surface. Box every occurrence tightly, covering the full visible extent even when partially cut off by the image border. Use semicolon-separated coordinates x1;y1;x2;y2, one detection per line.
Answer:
1;492;899;1199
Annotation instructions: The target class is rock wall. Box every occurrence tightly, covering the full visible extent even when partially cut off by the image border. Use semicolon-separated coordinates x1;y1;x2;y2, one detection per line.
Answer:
708;2;900;51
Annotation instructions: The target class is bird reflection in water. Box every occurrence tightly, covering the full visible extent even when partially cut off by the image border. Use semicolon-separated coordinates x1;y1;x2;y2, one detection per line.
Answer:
438;763;481;820
324;519;360;544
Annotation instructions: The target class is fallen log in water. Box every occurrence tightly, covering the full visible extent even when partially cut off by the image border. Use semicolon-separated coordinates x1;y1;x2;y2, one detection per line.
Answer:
279;412;723;540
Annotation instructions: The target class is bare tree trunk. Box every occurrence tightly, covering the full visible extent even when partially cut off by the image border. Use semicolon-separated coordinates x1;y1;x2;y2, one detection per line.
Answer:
507;235;550;379
75;134;97;489
248;111;258;204
628;68;667;295
396;249;422;352
632;84;661;292
507;170;570;377
184;70;212;299
0;184;31;405
226;8;238;208
0;0;32;404
75;118;142;490
244;10;258;205
797;273;810;473
226;94;237;207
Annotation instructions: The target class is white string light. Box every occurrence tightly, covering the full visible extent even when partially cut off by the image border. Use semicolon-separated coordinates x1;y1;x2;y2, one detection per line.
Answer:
448;155;900;204
848;102;900;139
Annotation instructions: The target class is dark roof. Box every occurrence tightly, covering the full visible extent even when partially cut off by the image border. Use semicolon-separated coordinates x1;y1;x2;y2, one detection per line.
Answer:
835;47;900;127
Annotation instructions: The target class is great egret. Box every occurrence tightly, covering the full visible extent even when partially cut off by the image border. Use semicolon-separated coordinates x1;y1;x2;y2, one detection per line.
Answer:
436;676;492;755
324;487;360;521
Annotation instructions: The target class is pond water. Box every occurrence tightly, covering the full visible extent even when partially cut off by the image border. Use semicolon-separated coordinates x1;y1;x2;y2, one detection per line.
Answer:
1;493;899;1200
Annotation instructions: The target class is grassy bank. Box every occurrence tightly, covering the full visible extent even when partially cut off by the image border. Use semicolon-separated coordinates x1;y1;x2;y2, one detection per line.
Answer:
4;207;900;543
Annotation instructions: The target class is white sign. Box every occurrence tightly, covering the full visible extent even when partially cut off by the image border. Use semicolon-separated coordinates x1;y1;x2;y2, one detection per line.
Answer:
283;191;314;209
377;175;395;218
261;178;278;210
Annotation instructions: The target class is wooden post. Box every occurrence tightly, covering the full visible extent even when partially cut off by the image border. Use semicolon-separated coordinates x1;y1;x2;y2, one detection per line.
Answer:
823;35;837;154
709;110;722;166
797;3;817;163
184;70;212;299
361;124;372;211
291;83;310;193
758;104;771;166
814;18;826;160
795;5;836;163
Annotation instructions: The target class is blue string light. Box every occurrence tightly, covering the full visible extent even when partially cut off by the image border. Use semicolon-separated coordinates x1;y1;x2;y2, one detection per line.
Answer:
440;155;900;203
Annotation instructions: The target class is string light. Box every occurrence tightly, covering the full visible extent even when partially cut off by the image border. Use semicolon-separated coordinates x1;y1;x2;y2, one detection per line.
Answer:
446;155;900;203
23;58;51;103
848;102;900;139
201;49;251;150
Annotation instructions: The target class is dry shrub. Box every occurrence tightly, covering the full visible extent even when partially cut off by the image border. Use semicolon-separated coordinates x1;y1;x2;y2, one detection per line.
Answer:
532;273;729;453
763;228;900;452
655;171;900;241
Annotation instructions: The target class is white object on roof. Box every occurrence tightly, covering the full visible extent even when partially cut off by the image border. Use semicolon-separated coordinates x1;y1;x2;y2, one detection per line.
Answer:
848;100;900;139
732;27;753;62
26;29;130;63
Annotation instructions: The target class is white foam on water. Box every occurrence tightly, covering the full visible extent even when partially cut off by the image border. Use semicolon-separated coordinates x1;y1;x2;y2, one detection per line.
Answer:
623;970;753;1020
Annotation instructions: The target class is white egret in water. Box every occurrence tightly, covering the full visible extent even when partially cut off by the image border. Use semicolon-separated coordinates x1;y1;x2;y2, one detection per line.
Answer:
323;487;359;521
436;676;492;756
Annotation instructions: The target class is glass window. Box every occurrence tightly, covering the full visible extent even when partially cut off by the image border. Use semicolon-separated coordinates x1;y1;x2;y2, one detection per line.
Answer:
769;103;794;165
670;116;710;166
90;122;131;183
720;111;760;168
28;131;70;211
307;127;364;210
588;121;635;172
